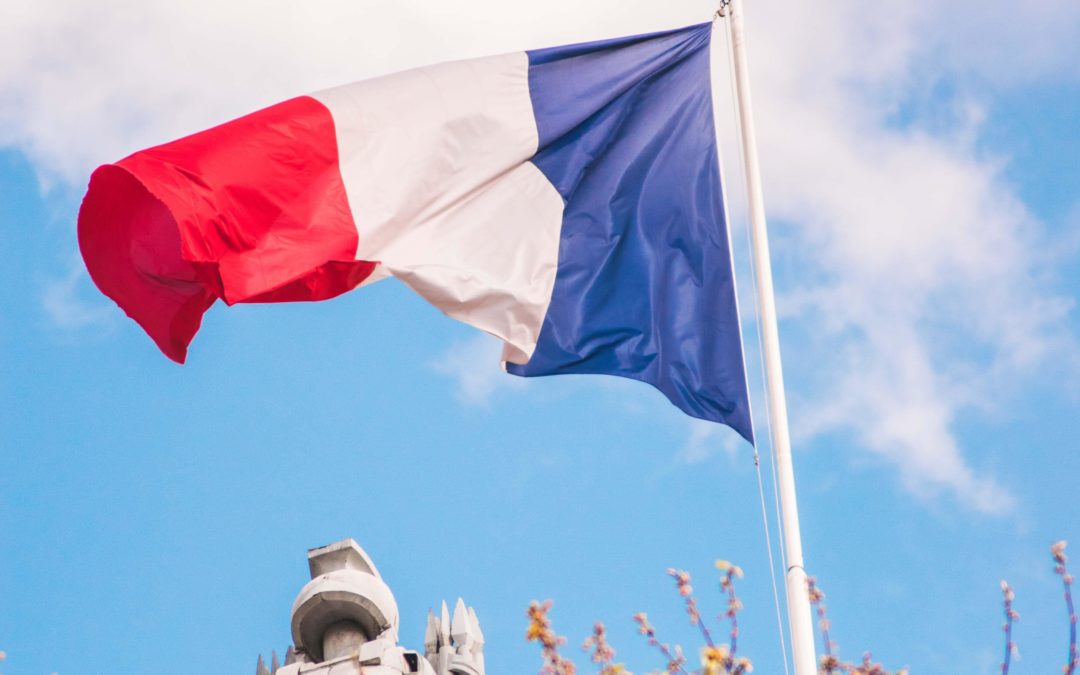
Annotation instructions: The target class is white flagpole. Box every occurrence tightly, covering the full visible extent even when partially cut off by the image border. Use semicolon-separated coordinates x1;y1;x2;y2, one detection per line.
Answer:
722;1;818;673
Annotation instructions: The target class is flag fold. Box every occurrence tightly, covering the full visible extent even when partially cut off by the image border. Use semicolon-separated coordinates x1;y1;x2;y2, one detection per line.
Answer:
78;21;754;443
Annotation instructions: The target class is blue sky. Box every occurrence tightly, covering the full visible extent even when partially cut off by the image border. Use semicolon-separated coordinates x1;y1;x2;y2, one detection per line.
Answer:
2;1;1079;674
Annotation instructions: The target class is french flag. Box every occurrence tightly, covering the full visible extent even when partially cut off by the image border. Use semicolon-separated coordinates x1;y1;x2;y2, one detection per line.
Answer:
78;21;754;443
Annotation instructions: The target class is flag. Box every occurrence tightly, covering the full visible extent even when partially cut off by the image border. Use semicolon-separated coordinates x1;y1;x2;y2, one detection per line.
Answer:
78;22;754;443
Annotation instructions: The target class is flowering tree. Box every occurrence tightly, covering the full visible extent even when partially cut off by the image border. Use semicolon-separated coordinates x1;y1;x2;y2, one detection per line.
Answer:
528;541;1077;675
1051;541;1078;675
527;561;752;675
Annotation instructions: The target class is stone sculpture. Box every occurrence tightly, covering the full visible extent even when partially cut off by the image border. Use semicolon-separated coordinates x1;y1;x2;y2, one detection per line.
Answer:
258;539;485;675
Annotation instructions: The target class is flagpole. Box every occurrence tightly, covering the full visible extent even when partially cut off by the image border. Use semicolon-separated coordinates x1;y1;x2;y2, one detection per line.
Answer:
722;1;818;673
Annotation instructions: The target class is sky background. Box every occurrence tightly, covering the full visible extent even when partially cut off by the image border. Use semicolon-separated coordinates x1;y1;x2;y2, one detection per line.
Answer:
2;1;1079;673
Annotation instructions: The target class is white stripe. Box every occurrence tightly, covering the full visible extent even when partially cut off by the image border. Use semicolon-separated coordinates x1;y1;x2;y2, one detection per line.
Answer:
312;53;564;363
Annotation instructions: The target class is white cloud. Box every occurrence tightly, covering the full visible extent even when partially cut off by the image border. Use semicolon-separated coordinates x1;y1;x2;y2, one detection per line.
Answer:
679;419;743;465
41;262;115;331
0;0;713;186
431;333;524;408
921;0;1080;87
720;0;1079;512
3;0;1078;512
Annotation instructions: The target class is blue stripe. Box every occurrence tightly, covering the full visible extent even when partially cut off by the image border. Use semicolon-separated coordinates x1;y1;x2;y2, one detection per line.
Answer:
508;22;754;444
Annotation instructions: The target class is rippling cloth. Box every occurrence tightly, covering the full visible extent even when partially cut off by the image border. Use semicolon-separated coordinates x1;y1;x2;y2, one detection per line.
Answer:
78;21;754;442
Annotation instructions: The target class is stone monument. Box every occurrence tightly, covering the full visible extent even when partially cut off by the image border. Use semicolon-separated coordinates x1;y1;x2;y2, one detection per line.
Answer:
257;539;485;675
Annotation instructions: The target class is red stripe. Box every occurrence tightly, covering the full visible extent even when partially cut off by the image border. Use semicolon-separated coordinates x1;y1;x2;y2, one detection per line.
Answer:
78;96;374;363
